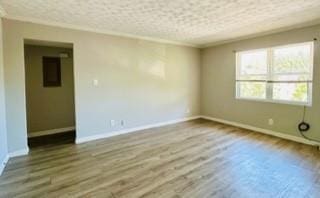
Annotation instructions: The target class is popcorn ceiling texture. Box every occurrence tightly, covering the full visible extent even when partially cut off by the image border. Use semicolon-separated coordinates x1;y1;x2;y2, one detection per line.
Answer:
1;0;320;46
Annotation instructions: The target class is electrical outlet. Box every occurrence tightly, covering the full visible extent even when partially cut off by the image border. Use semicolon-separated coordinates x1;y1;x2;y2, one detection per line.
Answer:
110;120;116;127
186;108;190;114
120;120;125;126
268;118;274;126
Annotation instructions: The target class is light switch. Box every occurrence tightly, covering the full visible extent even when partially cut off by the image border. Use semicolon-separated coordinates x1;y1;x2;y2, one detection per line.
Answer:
93;79;99;86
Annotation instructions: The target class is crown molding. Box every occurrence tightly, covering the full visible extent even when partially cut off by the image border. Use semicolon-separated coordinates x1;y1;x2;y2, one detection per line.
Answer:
199;19;320;48
4;12;319;49
4;15;199;48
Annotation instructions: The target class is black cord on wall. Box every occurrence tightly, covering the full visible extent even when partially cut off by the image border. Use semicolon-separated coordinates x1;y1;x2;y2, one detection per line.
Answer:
298;106;320;145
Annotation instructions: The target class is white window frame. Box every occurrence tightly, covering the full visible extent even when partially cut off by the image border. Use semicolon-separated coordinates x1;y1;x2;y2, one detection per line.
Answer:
236;42;314;106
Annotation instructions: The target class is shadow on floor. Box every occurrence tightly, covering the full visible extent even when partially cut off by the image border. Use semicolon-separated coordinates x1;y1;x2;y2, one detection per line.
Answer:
28;131;76;148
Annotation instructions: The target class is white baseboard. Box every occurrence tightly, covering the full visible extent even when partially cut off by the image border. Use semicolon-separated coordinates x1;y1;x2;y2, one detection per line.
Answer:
28;126;75;138
0;148;29;176
8;147;29;158
201;115;320;146
0;154;9;176
76;116;201;144
1;115;318;176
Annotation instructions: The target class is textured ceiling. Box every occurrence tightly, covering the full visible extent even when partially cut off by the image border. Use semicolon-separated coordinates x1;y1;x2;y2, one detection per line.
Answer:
1;0;320;47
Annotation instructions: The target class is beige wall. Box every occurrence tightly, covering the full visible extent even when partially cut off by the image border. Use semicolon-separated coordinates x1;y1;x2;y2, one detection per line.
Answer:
24;45;75;133
6;17;318;153
201;25;320;141
3;19;200;152
0;19;8;168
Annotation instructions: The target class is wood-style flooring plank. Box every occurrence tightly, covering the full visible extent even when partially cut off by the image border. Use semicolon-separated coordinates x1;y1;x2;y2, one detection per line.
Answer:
0;119;320;197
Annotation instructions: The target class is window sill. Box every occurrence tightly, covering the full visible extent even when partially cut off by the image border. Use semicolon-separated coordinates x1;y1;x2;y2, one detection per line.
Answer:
235;97;312;107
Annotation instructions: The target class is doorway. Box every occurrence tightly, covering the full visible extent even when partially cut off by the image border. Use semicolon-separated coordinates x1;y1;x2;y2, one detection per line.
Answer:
24;39;76;148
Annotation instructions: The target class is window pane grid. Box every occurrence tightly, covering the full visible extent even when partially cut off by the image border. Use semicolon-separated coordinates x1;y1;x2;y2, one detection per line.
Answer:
236;42;313;105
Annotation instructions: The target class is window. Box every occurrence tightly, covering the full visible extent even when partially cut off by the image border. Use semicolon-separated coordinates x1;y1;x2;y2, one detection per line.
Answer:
236;42;314;106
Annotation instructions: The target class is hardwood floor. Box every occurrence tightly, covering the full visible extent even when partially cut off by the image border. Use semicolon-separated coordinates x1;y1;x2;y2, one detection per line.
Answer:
1;119;320;197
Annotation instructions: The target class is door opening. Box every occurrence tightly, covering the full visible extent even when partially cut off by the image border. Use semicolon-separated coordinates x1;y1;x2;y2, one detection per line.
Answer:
24;39;76;148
